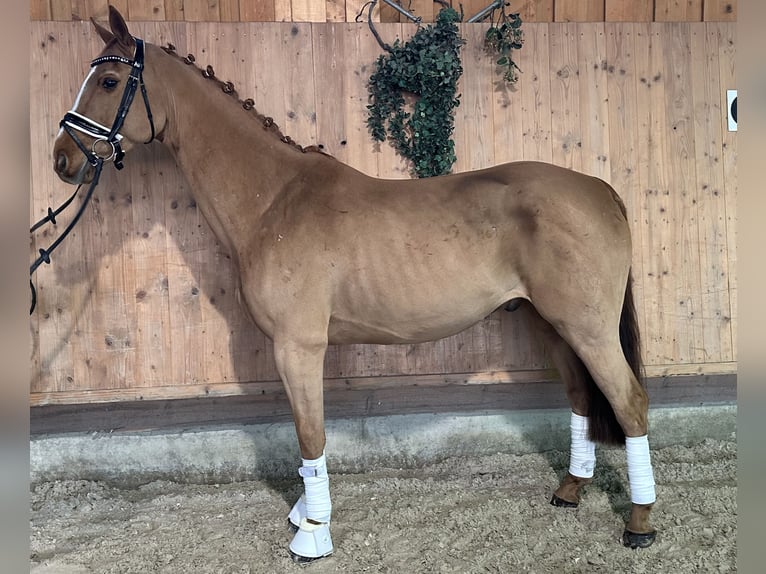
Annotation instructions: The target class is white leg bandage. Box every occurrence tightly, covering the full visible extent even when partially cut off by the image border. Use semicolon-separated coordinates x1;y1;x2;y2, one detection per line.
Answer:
626;435;656;505
289;451;333;560
298;452;332;523
568;412;596;479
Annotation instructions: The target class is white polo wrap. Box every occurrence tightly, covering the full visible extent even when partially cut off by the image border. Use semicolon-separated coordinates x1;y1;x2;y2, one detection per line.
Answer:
625;435;656;505
568;412;596;479
298;452;332;524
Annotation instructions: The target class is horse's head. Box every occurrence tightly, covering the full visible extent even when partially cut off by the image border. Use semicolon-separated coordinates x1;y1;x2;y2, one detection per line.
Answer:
53;6;161;185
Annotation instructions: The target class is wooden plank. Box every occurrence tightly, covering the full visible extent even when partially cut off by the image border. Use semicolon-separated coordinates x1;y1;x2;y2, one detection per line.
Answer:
654;0;703;22
605;0;653;21
577;22;610;179
689;24;733;364
282;23;320;147
491;16;526;164
454;23;495;172
554;0;605;22
69;0;107;20
716;22;736;359
519;22;552;163
164;0;185;20
633;22;672;367
31;0;52;20
548;22;582;171
326;0;346;22
240;0;276;22
312;22;349;158
129;1;166;20
290;3;325;31
50;0;73;20
274;0;292;21
30;22;76;394
183;0;220;21
219;0;241;21
605;23;646;339
29;372;737;433
340;21;381;175
703;0;736;21
515;0;554;23
663;23;706;364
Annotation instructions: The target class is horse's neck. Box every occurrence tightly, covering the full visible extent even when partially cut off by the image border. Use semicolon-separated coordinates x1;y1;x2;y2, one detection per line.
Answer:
152;47;319;257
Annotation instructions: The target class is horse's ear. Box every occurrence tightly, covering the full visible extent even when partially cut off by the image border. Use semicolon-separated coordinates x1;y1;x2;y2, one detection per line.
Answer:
91;16;114;45
107;5;135;49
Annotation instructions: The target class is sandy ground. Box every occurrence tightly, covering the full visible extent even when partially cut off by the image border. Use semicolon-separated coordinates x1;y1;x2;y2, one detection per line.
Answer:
30;437;735;573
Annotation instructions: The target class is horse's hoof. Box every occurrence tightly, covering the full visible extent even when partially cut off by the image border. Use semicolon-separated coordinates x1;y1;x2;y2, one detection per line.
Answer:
550;494;579;508
622;529;657;549
289;549;332;564
287;518;299;534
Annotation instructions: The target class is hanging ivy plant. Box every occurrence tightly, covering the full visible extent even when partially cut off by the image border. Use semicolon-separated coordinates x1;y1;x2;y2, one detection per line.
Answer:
485;4;524;84
366;7;464;178
365;2;523;178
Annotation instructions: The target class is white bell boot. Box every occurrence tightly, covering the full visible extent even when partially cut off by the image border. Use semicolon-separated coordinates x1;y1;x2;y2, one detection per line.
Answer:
289;518;333;562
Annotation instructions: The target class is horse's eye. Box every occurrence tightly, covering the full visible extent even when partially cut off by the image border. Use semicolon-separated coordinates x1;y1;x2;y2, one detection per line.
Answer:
101;77;119;91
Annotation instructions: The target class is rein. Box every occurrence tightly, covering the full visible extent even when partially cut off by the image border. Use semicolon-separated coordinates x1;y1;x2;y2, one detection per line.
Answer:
30;37;155;315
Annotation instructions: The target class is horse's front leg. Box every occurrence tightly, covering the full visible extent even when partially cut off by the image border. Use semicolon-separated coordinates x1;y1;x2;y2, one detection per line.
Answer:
273;334;333;563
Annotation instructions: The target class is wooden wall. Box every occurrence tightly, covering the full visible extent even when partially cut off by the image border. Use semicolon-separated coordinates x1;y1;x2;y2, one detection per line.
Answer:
30;0;738;23
29;19;736;406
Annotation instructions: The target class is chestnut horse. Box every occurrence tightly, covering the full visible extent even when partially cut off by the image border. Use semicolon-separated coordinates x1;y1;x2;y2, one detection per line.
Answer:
50;7;657;561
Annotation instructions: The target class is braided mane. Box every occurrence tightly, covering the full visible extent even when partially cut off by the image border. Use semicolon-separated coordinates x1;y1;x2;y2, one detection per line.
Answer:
160;43;332;158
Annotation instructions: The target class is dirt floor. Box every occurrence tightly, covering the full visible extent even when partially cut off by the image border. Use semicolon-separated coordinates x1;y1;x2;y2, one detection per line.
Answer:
30;436;736;574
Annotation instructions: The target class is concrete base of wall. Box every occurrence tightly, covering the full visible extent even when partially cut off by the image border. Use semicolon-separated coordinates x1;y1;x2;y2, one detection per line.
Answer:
30;405;736;485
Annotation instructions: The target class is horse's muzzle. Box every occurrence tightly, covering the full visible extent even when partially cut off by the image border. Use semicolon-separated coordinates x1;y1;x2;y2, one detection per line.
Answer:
53;150;95;185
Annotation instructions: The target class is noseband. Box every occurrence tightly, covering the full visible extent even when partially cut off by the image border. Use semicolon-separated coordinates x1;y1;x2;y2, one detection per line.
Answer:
30;36;155;314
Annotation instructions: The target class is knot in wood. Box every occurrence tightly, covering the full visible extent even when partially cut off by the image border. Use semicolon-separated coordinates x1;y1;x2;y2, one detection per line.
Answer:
243;98;255;110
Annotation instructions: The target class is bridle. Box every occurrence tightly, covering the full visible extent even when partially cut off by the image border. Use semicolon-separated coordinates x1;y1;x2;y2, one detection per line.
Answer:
30;36;155;314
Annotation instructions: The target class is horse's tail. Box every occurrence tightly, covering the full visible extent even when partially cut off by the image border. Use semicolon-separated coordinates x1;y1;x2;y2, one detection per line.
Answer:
586;270;643;445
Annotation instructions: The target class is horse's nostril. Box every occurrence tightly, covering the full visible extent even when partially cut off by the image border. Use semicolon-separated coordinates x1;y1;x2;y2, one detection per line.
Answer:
55;152;68;174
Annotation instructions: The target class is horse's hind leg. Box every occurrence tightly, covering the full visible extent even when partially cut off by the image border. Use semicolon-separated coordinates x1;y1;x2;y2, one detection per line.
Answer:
529;284;656;548
272;332;334;562
560;331;656;548
524;304;597;507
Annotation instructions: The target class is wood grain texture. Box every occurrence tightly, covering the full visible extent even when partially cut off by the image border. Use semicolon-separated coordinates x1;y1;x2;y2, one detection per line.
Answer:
704;0;736;21
605;0;653;21
654;0;703;22
554;0;605;22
